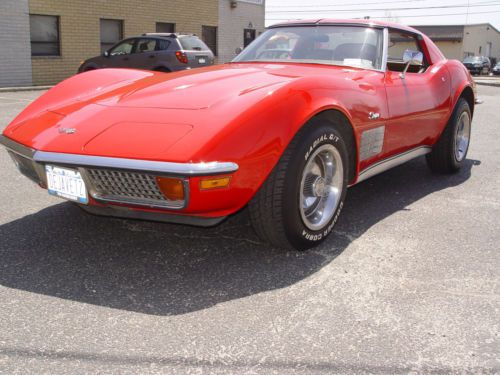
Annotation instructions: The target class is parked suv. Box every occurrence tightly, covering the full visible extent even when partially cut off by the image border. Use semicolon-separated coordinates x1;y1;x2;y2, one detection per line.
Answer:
78;33;215;73
462;56;491;75
492;62;500;75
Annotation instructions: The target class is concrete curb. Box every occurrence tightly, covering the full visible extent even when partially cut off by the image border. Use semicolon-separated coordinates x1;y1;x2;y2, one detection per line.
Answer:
475;81;500;87
0;86;53;92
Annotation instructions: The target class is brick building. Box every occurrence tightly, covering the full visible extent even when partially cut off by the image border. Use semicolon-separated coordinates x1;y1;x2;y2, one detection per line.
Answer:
0;0;265;87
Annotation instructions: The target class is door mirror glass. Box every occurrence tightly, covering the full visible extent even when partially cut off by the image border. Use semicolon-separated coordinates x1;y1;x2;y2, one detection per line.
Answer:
400;50;424;79
235;47;243;55
403;49;423;66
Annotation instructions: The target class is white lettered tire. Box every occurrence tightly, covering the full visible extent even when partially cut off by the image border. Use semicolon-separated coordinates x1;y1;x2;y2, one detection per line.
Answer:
249;120;349;250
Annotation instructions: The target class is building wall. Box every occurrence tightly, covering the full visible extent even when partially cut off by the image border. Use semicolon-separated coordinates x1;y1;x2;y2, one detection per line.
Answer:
0;0;33;87
29;0;218;85
218;0;266;63
433;41;463;61
463;24;500;60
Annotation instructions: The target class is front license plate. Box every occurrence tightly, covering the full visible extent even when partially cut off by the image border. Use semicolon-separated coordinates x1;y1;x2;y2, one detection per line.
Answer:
45;165;88;204
198;58;206;64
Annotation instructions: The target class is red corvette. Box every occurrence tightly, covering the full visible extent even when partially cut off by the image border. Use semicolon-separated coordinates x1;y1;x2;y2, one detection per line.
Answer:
1;20;476;250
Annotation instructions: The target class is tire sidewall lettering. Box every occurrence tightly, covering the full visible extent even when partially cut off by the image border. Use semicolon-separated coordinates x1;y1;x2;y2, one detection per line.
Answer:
299;131;345;243
301;201;344;241
305;133;340;161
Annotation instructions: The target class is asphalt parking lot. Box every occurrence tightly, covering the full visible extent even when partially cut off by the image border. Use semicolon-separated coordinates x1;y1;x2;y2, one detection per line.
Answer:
0;86;499;374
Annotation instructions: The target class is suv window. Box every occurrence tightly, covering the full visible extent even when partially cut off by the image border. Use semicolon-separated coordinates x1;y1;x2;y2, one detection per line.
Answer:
136;39;156;53
109;39;135;55
179;36;209;51
157;39;170;51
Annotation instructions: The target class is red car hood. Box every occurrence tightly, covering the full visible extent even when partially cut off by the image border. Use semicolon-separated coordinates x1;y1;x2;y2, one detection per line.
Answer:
4;63;369;160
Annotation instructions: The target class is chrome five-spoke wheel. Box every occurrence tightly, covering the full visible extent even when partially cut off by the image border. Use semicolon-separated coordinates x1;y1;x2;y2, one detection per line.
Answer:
299;144;344;231
454;111;471;162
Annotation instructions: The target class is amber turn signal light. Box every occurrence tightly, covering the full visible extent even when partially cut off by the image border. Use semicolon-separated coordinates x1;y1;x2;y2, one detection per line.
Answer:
156;177;185;201
200;176;231;190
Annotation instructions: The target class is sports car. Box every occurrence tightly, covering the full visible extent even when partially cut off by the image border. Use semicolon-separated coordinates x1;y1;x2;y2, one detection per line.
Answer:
0;20;476;250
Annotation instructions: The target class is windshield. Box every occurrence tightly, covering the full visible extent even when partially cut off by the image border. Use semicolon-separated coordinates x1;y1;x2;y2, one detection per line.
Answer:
232;25;384;70
463;56;481;63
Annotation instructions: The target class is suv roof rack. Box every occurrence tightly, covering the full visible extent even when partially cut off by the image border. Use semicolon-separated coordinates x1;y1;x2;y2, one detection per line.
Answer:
141;33;197;38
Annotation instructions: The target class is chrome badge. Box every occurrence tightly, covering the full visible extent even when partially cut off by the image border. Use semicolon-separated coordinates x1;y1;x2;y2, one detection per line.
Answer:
58;127;77;134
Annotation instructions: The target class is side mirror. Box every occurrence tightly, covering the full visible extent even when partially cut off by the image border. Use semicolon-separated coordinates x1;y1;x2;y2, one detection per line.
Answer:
400;50;423;79
235;47;243;55
103;50;110;57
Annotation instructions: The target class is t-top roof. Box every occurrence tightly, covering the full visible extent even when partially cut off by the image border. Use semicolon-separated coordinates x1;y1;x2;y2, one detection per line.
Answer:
268;18;423;35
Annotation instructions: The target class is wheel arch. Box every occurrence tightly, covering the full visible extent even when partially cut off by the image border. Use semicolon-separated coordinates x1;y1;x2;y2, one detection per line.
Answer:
81;63;99;72
153;65;171;72
308;109;358;184
459;85;475;117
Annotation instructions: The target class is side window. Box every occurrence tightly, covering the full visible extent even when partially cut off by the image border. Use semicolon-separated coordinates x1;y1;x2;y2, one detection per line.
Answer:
136;39;156;53
156;39;170;51
387;30;425;73
109;39;135;56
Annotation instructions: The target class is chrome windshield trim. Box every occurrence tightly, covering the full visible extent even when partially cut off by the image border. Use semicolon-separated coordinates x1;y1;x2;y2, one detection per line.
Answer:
0;135;239;176
268;22;386;30
381;27;389;73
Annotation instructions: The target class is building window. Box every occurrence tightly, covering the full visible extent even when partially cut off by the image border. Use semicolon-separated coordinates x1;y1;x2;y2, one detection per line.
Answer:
156;22;175;33
202;26;217;56
29;14;60;56
100;19;123;53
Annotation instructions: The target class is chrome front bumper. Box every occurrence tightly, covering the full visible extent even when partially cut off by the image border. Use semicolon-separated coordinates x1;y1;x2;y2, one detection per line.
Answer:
0;135;238;176
0;135;237;225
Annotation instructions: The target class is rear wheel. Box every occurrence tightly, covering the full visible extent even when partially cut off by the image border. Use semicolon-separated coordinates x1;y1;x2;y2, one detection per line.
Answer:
249;119;349;250
426;98;471;173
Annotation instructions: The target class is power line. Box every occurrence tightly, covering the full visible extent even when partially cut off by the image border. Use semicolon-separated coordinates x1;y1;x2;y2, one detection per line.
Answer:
267;0;500;7
268;0;428;7
267;3;500;13
266;9;500;21
267;0;500;8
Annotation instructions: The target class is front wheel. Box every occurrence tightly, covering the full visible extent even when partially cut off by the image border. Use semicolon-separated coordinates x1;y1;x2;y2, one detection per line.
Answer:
249;120;349;250
426;98;471;173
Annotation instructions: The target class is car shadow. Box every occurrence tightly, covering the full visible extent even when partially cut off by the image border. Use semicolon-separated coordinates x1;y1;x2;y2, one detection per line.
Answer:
0;157;479;316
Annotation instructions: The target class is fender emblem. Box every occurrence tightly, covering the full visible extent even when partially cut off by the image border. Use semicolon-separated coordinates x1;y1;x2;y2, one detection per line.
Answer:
58;127;77;134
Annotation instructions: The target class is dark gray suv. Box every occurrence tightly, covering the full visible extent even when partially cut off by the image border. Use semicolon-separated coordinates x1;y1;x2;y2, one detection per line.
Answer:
78;33;215;73
462;56;491;75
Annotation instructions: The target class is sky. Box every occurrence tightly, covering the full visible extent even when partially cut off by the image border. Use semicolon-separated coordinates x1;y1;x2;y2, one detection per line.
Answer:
265;0;500;30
